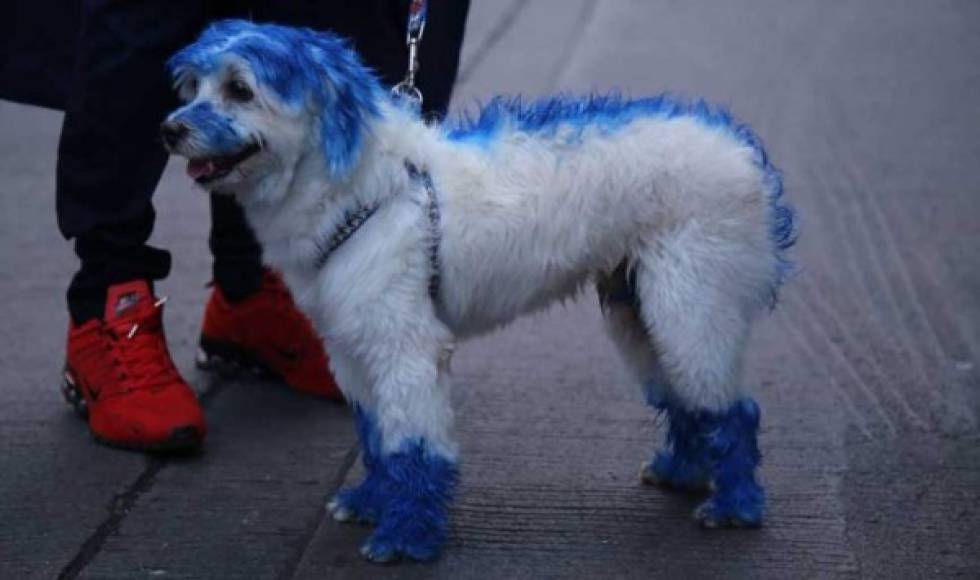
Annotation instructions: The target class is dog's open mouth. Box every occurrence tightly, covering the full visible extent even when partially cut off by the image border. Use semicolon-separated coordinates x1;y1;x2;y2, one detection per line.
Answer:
186;142;260;183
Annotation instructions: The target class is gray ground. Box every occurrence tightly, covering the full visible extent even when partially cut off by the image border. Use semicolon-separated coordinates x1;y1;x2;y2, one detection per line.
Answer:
2;1;979;578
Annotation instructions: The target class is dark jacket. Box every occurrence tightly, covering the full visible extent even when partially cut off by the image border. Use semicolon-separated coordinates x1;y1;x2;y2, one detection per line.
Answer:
0;1;470;112
0;1;81;109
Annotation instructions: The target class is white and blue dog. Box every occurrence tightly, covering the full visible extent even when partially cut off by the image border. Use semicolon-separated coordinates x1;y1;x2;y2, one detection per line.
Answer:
163;20;795;563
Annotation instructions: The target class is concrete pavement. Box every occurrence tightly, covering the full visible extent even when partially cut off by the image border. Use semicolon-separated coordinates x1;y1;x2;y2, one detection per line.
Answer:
2;1;979;578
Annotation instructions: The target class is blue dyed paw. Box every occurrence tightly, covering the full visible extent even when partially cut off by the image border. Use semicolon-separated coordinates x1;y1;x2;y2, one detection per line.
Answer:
327;479;385;525
641;451;711;492
360;525;444;563
694;486;765;529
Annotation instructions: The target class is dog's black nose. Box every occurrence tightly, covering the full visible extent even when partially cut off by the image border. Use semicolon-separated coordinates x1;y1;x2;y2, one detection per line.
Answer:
160;121;188;149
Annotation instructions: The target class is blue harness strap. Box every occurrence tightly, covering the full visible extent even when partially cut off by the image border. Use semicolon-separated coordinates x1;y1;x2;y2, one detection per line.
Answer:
312;161;442;304
312;202;380;270
405;160;442;302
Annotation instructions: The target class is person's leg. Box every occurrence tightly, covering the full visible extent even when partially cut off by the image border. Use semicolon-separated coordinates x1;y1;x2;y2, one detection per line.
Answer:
415;0;473;117
58;0;211;322
198;1;470;398
66;209;170;323
58;0;210;450
208;194;264;301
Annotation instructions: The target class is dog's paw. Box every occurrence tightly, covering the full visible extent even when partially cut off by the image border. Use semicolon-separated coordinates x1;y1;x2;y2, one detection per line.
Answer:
327;484;383;525
326;496;356;523
360;528;442;564
640;452;711;492
693;487;765;529
360;537;400;564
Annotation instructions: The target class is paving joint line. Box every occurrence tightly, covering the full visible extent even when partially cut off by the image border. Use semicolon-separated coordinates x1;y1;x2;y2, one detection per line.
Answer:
55;375;228;580
278;441;361;580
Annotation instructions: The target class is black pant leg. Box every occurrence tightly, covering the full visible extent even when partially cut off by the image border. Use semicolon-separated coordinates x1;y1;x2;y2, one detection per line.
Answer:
58;0;211;323
271;0;471;115
416;0;472;117
208;0;471;300
209;193;265;301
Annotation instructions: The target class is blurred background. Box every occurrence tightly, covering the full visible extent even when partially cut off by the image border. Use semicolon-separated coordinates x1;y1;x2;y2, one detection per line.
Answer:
1;1;978;578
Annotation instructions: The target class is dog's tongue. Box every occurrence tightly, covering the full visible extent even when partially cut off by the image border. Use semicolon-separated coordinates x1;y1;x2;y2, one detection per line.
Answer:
187;158;216;180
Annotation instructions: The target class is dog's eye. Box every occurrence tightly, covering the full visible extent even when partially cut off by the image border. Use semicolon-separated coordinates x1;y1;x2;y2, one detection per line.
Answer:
225;79;254;103
178;76;199;102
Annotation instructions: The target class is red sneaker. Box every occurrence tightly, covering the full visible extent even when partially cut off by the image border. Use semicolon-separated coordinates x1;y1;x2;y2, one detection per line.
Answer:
63;280;206;451
197;270;342;400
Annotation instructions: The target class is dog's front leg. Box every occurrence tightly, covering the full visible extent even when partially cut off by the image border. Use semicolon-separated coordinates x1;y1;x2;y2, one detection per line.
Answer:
356;333;459;563
326;352;391;525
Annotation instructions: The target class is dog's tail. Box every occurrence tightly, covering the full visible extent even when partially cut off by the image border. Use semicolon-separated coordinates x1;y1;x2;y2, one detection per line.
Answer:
661;99;797;305
727;117;797;306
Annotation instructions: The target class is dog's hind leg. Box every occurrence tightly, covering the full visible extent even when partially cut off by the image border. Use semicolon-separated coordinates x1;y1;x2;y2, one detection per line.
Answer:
599;262;711;492
631;222;773;528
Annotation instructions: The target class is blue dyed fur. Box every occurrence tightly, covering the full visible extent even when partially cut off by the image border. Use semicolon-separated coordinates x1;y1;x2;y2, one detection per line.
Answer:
168;20;383;179
450;94;797;301
648;397;765;525
363;440;459;561
332;406;387;524
336;407;459;561
648;400;712;491
695;398;765;526
169;102;245;155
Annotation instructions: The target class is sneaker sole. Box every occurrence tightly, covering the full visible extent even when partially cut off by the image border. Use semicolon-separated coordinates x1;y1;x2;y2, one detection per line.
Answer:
61;368;89;419
197;336;343;400
61;372;204;454
94;425;204;454
196;336;279;379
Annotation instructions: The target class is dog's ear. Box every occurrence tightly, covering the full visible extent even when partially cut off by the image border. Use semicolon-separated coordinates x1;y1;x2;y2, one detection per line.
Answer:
301;32;382;180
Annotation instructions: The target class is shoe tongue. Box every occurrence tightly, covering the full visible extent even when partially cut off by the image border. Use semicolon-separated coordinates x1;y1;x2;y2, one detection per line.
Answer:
104;280;153;322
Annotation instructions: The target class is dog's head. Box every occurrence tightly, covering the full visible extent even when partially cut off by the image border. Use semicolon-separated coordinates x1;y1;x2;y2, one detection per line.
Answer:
162;20;382;200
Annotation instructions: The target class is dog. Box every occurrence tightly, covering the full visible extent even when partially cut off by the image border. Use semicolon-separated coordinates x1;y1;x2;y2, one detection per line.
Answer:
162;20;796;563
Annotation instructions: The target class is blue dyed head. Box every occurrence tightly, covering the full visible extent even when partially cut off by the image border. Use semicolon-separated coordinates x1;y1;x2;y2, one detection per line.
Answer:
164;19;383;189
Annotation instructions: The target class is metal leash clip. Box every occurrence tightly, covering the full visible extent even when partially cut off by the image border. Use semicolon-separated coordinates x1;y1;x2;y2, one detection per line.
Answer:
391;0;427;110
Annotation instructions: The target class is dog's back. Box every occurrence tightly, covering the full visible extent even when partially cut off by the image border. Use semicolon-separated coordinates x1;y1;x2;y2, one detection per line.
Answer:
428;95;793;339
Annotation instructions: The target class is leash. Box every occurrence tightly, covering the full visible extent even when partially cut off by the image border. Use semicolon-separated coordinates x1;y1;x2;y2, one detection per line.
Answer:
391;0;427;109
311;162;442;303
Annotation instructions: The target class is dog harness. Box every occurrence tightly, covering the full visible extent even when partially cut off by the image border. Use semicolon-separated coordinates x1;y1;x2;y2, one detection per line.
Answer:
311;161;442;303
311;204;380;270
405;161;443;301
